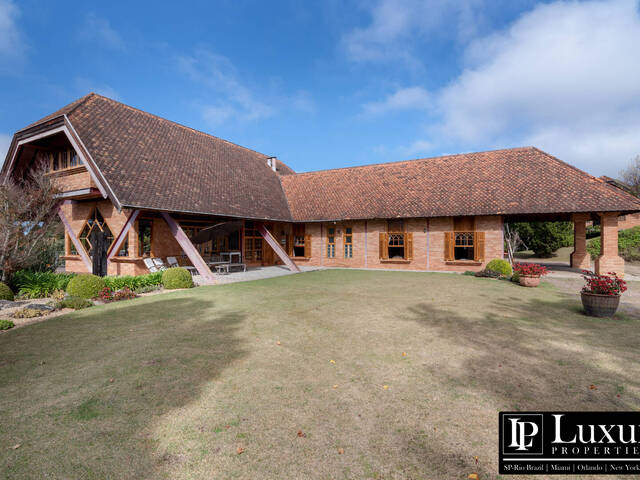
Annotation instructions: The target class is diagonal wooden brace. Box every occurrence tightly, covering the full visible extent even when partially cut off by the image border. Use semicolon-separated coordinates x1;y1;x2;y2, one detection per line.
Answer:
257;223;300;272
161;212;216;284
57;201;92;272
107;209;140;260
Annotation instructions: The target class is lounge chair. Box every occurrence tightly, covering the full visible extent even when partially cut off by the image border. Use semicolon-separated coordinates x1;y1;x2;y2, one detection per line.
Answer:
152;258;168;271
167;256;180;268
143;257;160;273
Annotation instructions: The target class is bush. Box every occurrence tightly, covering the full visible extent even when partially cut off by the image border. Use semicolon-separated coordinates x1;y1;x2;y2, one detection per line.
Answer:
58;297;94;310
12;307;47;319
485;259;513;277
0;319;14;330
134;284;162;294
112;287;137;301
587;226;640;261
508;221;573;257
0;282;14;301
11;271;75;298
511;271;521;283
66;274;106;299
162;267;193;289
103;272;163;291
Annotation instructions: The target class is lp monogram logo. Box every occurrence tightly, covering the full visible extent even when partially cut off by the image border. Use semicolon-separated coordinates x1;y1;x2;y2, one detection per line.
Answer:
502;414;543;455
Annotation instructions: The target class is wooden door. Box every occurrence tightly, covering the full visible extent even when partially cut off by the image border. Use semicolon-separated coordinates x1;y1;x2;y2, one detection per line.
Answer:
261;223;276;266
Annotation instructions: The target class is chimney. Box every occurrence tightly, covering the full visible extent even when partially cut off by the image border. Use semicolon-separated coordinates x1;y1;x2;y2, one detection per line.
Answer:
267;156;277;172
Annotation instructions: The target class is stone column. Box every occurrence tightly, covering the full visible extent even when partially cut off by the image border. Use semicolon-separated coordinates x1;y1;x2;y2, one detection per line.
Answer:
595;212;624;276
570;213;591;270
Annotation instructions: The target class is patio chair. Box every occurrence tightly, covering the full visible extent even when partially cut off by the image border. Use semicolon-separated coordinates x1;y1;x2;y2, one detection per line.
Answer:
167;256;180;268
143;257;159;273
152;258;168;271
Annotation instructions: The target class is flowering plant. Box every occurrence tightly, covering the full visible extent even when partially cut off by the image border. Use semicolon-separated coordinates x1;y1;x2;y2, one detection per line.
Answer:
112;287;137;301
513;263;548;277
98;287;114;301
582;271;627;296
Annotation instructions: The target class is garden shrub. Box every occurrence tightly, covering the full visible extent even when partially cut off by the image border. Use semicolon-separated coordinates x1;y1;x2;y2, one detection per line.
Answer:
11;271;75;298
587;226;640;261
0;319;14;330
66;274;106;299
484;259;513;277
103;272;163;291
0;282;14;301
58;297;94;310
134;284;161;294
162;267;193;289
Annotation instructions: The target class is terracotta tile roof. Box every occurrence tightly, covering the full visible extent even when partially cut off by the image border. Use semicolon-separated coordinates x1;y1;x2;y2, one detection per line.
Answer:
12;94;640;222
40;94;293;220
280;147;640;221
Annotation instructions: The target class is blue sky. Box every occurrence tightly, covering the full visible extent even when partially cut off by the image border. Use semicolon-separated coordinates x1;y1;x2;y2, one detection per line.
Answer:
1;0;639;176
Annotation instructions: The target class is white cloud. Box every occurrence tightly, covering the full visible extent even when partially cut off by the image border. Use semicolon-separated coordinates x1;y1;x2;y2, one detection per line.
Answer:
362;86;431;116
78;13;125;50
0;133;12;170
177;49;277;126
343;0;481;65
398;139;433;157
0;0;24;57
388;0;640;175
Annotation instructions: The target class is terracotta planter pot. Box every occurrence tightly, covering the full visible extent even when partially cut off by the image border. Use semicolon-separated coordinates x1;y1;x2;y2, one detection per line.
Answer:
581;291;620;318
519;275;541;287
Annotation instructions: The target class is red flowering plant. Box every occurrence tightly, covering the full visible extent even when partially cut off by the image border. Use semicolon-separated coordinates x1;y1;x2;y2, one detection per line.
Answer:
581;271;627;296
513;263;548;277
98;287;114;302
112;287;137;301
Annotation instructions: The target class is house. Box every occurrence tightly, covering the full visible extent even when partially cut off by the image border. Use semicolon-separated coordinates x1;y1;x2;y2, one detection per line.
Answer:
3;93;639;282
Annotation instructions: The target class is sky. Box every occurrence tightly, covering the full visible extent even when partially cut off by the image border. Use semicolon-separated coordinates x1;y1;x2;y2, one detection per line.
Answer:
1;0;639;177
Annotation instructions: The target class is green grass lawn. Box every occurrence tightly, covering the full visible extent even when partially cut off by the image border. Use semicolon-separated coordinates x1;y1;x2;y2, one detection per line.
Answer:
1;270;639;479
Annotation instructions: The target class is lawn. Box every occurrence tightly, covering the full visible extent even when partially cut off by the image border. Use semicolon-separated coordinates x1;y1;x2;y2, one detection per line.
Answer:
1;270;639;479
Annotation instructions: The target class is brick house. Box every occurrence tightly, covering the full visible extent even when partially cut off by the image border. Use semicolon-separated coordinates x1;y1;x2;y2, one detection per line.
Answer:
3;93;639;282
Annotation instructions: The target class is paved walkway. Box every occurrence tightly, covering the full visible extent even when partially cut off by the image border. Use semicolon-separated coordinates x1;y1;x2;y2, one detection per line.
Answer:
194;265;323;285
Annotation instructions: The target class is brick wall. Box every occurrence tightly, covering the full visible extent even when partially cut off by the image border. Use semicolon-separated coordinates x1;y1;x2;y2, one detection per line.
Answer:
295;215;504;272
51;167;97;193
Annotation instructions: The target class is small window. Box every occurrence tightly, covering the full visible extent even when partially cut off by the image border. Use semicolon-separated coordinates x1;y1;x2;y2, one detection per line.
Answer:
59;151;69;170
344;227;353;258
66;233;78;255
78;208;114;255
388;233;405;259
138;219;153;257
292;224;306;257
327;227;336;258
454;232;474;260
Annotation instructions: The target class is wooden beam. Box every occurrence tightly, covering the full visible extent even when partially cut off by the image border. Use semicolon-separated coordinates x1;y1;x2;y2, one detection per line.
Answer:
57;202;92;272
257;223;300;272
161;212;216;284
107;209;140;260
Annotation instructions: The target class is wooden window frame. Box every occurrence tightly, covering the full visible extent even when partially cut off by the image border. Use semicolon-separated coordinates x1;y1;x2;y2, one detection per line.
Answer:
76;205;128;258
344;226;353;258
444;231;485;263
41;148;85;174
327;226;336;258
379;231;413;261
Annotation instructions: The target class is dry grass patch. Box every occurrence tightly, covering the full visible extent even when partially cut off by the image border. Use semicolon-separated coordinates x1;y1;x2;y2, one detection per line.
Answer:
1;270;639;479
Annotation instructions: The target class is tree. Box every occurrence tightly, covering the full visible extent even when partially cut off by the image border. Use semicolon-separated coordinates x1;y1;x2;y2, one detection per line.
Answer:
620;154;640;197
0;163;61;282
504;223;527;264
507;221;573;258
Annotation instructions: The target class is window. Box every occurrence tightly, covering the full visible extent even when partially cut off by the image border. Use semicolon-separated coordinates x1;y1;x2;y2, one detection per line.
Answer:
327;227;336;258
290;224;310;258
78;207;115;255
379;232;413;260
138;219;153;257
39;148;83;173
66;233;78;255
244;222;263;263
344;227;353;258
444;231;485;262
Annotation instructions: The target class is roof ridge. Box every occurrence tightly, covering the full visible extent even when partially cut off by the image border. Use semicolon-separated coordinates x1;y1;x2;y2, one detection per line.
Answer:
285;146;534;178
16;92;97;133
88;93;271;160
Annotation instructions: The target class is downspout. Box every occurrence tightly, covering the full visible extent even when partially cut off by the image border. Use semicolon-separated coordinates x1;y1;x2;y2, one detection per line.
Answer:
320;223;323;267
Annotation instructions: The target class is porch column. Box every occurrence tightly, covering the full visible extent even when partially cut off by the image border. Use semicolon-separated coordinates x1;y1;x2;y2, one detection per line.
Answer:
595;212;624;277
570;213;591;270
161;212;216;284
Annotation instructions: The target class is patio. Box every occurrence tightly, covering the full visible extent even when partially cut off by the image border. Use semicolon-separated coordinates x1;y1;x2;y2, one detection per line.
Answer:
193;265;323;285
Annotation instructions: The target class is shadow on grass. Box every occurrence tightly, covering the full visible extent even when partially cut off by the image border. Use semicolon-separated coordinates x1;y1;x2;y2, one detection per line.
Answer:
0;295;247;479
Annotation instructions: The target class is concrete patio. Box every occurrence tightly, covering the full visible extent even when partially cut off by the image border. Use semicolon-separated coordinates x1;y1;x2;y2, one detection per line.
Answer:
193;265;323;285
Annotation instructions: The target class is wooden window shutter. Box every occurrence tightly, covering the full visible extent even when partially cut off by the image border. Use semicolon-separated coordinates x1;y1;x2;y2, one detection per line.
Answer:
444;232;455;261
286;235;293;256
405;232;413;260
379;232;388;260
304;234;312;258
474;232;485;262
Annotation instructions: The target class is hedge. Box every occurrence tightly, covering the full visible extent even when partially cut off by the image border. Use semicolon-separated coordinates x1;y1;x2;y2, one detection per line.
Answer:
66;274;106;299
0;282;14;301
103;272;163;291
587;226;640;261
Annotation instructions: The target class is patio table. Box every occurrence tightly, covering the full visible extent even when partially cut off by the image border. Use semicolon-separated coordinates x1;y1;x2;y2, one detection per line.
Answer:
220;251;242;263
